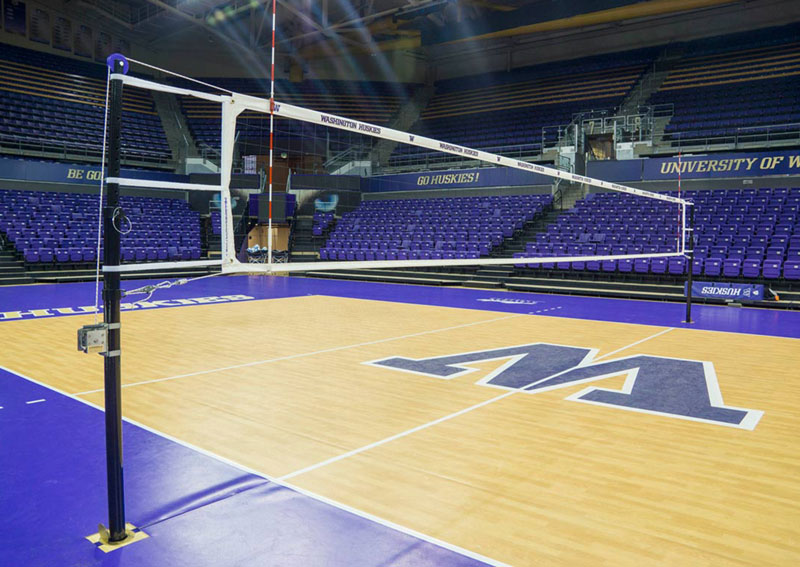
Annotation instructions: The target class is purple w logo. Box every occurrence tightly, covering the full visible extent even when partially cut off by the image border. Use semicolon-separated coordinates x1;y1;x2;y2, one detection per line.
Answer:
366;343;762;429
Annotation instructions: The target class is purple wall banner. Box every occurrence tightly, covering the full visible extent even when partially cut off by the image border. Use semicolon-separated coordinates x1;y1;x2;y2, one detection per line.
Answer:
3;0;27;36
686;281;765;301
94;30;112;62
29;6;50;44
369;166;552;192
113;36;130;55
74;23;92;57
0;157;186;185
52;15;71;51
644;149;800;180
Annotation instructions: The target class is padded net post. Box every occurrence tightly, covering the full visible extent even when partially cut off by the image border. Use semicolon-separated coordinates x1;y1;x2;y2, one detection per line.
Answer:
102;56;127;544
685;202;695;323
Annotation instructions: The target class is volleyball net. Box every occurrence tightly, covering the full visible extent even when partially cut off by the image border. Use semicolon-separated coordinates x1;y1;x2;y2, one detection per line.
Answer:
102;56;693;280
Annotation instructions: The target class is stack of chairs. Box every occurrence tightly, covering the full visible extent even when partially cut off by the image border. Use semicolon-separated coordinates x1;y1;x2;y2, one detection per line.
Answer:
320;194;552;261
0;189;202;266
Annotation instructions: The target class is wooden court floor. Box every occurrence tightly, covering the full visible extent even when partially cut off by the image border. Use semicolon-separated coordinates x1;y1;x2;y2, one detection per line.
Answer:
3;294;799;566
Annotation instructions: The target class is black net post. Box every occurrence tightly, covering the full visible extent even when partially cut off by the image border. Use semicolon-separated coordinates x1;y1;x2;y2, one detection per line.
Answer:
103;57;127;543
684;202;695;324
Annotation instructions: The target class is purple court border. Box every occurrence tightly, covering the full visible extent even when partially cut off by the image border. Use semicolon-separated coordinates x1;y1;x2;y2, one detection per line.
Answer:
0;275;798;338
0;367;499;567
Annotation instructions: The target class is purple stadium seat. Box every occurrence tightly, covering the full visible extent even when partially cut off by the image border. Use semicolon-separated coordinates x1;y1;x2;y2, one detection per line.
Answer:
601;259;617;272
784;261;800;280
722;259;741;278
617;259;633;273
650;258;667;274
633;258;650;274
39;248;54;262
24;249;39;263
667;257;686;275
741;259;761;278
762;260;781;279
703;258;722;277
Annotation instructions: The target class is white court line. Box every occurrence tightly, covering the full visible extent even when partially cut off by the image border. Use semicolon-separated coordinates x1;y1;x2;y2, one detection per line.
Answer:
74;312;525;395
26;399;46;404
279;327;674;481
1;366;509;567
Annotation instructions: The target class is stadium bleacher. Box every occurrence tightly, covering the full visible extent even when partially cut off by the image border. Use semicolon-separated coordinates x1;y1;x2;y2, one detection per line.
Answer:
0;43;171;163
651;25;800;144
514;187;800;280
178;77;413;152
320;194;552;261
389;49;657;167
0;188;201;265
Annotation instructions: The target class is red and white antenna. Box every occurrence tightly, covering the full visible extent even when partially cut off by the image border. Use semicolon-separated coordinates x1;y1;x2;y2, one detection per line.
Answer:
267;0;277;265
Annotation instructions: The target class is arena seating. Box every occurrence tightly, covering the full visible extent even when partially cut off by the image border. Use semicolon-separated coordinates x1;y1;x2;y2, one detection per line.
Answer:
312;212;335;236
0;189;201;265
320;194;552;261
515;187;800;280
178;77;412;151
651;24;800;143
390;49;656;166
0;43;171;163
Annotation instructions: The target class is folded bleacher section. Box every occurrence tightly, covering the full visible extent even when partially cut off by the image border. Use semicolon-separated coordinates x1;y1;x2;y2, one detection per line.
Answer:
320;193;552;261
0;44;171;163
0;189;201;266
516;187;800;281
651;24;800;144
390;49;656;167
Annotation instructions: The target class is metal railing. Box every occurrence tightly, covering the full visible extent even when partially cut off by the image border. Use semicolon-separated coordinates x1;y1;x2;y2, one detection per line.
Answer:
0;133;172;168
657;122;800;152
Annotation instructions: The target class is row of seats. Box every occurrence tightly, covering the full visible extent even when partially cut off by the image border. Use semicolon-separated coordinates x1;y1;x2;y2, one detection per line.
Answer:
513;253;800;280
0;188;202;264
0;43;172;162
391;50;654;165
516;187;800;280
178;77;411;151
650;24;800;144
321;194;552;259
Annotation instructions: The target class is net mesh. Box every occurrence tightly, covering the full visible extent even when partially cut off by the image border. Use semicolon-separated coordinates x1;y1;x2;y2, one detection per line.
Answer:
104;63;690;278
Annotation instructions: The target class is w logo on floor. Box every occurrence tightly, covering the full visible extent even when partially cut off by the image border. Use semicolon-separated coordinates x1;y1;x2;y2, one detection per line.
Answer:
365;343;763;430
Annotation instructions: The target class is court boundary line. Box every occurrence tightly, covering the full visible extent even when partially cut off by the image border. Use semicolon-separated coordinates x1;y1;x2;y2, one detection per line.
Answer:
278;327;674;481
1;365;509;567
74;311;526;395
